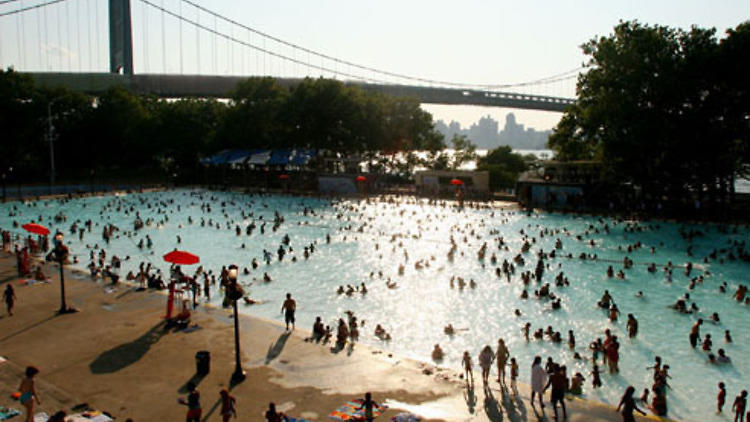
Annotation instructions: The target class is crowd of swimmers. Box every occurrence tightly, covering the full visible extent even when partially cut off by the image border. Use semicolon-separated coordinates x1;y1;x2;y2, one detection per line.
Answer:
2;190;750;422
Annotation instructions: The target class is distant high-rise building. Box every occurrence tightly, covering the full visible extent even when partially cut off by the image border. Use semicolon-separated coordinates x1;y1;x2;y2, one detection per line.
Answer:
433;113;550;150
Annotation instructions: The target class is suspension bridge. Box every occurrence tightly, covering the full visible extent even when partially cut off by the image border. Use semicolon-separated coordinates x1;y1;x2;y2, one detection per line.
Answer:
0;0;580;111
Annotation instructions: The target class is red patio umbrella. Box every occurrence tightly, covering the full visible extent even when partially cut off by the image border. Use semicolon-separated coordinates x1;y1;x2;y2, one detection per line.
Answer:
450;179;464;185
163;249;199;319
355;175;367;182
22;223;50;236
279;174;290;180
163;250;200;265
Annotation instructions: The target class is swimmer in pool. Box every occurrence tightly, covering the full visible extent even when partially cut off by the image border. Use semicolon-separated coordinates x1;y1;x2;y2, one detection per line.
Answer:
431;344;444;361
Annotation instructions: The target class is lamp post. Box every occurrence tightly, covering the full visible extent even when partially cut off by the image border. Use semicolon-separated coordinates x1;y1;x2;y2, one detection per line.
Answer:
53;232;75;314
227;265;246;383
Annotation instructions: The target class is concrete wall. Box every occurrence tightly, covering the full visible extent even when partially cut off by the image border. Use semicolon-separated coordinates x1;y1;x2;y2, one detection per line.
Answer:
414;170;490;192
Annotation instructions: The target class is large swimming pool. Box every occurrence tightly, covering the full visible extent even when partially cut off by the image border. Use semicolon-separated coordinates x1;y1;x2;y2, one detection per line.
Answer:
3;190;748;421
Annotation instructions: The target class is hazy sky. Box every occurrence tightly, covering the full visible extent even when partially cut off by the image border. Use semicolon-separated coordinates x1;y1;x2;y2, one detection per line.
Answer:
1;0;747;130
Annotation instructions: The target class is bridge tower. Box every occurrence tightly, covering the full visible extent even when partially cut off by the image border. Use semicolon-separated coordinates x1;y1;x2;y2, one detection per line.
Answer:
109;0;134;75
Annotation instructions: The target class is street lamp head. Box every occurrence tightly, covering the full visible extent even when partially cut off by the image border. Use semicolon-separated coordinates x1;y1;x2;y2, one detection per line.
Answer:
227;264;238;282
53;232;68;262
226;264;243;301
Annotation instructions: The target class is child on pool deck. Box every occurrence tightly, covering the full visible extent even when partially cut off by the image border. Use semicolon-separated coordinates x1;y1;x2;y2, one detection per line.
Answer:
19;366;41;422
357;392;381;422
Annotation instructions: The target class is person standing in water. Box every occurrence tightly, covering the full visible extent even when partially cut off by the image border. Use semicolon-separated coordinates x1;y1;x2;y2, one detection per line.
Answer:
281;293;296;331
733;390;747;422
19;366;41;422
545;364;568;420
617;386;646;422
462;351;474;386
496;338;510;386
718;382;726;413
478;345;495;387
690;319;703;348
626;314;638;338
531;356;547;408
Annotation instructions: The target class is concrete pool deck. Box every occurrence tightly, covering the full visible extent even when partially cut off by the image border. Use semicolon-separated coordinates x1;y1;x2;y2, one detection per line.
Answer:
0;253;665;421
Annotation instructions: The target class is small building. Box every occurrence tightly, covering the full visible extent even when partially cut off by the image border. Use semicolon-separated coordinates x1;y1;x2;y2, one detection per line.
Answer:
414;170;490;195
516;161;604;210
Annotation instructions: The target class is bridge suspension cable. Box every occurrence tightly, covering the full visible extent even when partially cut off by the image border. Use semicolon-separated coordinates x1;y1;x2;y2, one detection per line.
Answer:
136;0;391;84
175;0;585;91
0;0;70;18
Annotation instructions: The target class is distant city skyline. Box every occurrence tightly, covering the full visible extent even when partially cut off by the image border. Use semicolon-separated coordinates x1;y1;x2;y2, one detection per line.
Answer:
424;104;563;133
434;112;551;150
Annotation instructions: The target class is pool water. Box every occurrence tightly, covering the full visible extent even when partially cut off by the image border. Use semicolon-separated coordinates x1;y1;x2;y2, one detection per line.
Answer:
2;190;748;421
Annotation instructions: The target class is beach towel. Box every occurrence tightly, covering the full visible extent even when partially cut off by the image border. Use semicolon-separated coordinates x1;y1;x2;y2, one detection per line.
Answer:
18;279;51;286
0;406;21;420
33;413;49;422
329;399;388;421
66;412;114;422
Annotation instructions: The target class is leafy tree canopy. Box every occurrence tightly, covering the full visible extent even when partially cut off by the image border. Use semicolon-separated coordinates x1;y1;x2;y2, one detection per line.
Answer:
548;20;750;200
0;71;447;182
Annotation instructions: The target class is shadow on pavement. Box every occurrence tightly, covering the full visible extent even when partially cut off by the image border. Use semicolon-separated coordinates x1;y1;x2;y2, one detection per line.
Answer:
0;313;59;343
483;384;503;422
464;380;477;414
89;321;167;374
200;375;240;422
178;372;207;393
265;331;291;364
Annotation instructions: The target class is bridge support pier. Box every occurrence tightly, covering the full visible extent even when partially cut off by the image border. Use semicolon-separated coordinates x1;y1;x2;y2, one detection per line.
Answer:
109;0;134;75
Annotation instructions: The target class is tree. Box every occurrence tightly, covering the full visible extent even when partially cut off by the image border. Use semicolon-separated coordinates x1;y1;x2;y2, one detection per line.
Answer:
549;20;750;205
477;146;528;190
89;86;152;169
218;77;288;149
152;98;224;179
0;69;42;181
448;134;477;170
0;69;450;184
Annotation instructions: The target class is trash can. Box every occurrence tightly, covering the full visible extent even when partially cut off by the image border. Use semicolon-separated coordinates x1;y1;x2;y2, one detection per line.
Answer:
195;350;210;375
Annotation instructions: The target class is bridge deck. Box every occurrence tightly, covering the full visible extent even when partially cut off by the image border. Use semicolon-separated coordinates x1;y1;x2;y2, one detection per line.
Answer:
26;72;573;112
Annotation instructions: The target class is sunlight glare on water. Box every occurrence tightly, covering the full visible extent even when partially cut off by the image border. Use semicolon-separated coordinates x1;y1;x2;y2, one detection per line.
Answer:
2;189;748;422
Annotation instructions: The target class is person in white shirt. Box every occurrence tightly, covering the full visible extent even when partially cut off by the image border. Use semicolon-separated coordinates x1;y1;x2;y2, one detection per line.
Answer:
531;355;547;408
